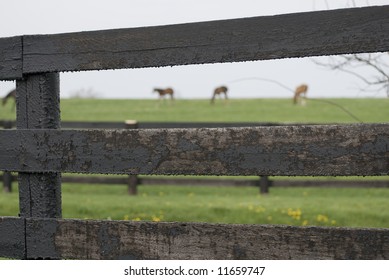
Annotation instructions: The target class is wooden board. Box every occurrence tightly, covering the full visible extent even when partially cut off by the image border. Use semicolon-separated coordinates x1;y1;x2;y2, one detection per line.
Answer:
0;217;25;259
25;218;389;259
22;6;389;74
0;36;22;80
0;124;388;176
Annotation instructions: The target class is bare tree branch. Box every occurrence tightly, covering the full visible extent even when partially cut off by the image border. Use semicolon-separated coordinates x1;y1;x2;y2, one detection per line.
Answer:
311;0;389;97
312;53;389;97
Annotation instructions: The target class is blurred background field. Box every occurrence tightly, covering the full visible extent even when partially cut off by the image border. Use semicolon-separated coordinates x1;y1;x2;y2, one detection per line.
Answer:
1;183;388;228
1;97;388;228
1;98;388;123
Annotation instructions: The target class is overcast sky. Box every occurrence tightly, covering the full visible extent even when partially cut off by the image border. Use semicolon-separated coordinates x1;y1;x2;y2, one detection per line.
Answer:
1;0;389;99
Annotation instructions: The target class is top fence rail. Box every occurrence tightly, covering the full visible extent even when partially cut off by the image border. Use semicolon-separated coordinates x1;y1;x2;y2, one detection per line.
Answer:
1;6;389;80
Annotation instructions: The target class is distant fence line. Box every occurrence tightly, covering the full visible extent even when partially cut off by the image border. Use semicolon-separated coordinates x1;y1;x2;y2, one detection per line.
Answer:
2;172;389;194
2;120;388;194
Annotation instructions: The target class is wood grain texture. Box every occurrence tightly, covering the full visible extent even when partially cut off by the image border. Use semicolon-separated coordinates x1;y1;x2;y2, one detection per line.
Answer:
25;218;389;259
16;74;62;219
0;124;388;176
0;36;22;80
16;73;61;130
22;6;389;74
0;217;25;259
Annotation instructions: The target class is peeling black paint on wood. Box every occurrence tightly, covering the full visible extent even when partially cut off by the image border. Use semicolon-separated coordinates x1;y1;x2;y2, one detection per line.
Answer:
24;218;389;259
0;217;25;259
26;218;60;259
1;6;389;79
0;36;22;80
16;73;61;130
1;217;387;260
16;74;62;219
22;6;389;74
0;124;388;176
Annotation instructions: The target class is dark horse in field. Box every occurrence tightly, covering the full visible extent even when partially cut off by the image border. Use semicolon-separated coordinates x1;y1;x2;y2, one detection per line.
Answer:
2;89;16;109
153;88;174;100
211;86;228;104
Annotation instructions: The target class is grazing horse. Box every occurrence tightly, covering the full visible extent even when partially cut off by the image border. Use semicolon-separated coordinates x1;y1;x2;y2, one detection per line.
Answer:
2;89;16;108
293;84;308;105
211;86;228;104
153;88;174;100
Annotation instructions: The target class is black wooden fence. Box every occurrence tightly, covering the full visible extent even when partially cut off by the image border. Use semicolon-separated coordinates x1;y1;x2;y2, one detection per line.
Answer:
3;120;387;194
1;6;389;259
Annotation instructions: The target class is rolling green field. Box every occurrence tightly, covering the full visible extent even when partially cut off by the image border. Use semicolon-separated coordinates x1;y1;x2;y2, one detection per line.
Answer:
1;98;389;228
1;97;388;123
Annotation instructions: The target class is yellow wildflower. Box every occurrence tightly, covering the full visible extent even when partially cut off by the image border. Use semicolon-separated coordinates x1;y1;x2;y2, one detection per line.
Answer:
152;216;161;222
287;208;302;220
316;214;329;223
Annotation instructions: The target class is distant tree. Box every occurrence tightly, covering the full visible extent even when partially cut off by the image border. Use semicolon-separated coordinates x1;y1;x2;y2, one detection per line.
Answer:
312;0;389;97
313;53;389;97
69;87;101;99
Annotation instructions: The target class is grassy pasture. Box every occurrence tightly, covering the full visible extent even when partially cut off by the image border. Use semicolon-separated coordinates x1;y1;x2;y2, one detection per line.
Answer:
0;98;388;228
0;184;388;228
60;98;389;123
1;97;388;123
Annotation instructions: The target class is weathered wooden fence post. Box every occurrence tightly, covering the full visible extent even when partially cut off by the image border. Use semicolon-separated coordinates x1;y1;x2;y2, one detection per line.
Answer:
125;120;139;195
128;175;138;195
16;73;62;218
2;121;13;192
2;172;13;193
259;176;270;194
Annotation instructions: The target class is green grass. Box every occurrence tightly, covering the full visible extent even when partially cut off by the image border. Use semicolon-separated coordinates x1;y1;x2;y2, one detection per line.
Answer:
1;98;388;123
1;98;389;228
62;184;389;228
1;184;388;228
62;98;389;123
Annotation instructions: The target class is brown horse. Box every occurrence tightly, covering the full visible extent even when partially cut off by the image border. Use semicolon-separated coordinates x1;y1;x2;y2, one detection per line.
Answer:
293;84;308;105
153;88;174;100
2;89;16;107
211;86;228;104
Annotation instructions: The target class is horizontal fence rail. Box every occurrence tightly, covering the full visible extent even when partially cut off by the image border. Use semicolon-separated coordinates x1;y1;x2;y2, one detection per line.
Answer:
0;124;388;176
3;174;389;196
0;37;22;80
0;217;25;259
1;6;389;80
1;217;388;260
3;121;387;194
